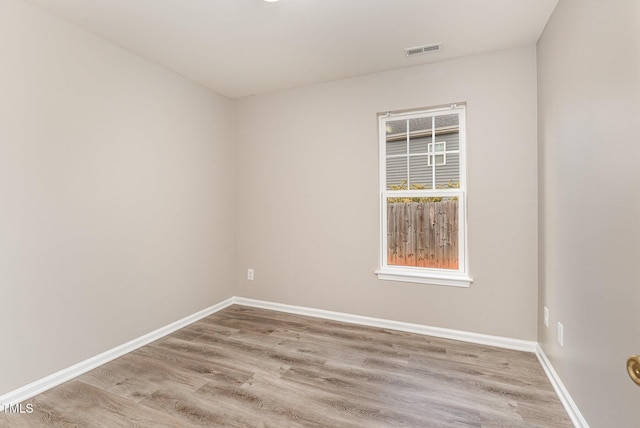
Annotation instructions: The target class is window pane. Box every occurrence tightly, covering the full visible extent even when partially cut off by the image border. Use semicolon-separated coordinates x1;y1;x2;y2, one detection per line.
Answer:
435;114;458;129
409;116;432;154
435;153;459;188
409;135;430;154
386;196;459;269
409;116;433;133
441;132;459;152
387;140;406;156
435;127;459;187
386;119;407;156
386;119;407;136
409;155;432;189
386;157;407;189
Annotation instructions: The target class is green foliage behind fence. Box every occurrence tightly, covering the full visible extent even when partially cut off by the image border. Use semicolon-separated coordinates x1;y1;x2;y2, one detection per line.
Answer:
387;180;459;203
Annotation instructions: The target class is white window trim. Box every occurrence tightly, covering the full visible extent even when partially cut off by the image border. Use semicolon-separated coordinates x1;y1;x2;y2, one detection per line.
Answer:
376;104;472;287
374;268;473;287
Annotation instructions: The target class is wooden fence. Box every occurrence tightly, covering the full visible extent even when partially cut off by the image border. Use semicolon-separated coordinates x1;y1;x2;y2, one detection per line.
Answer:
387;200;458;269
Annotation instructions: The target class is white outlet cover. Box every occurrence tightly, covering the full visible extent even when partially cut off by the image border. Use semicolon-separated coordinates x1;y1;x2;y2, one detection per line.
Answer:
557;322;564;347
544;307;549;327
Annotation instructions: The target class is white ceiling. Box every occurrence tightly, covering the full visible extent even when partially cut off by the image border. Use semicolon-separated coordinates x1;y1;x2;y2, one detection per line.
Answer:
24;0;558;99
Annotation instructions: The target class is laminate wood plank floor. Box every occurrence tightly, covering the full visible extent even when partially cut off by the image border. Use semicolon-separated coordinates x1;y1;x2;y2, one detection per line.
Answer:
1;305;573;427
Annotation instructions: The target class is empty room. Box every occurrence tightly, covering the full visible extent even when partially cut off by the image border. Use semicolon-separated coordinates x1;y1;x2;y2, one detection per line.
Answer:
0;0;638;426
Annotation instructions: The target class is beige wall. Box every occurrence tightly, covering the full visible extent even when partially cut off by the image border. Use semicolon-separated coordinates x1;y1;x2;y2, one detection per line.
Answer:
14;4;638;426
537;0;640;426
234;46;539;340
0;0;234;395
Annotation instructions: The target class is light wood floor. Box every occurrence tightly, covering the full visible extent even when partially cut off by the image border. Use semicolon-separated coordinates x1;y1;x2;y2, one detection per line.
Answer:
1;305;573;427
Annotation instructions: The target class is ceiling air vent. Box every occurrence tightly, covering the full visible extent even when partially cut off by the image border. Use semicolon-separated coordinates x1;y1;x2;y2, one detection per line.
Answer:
404;43;442;57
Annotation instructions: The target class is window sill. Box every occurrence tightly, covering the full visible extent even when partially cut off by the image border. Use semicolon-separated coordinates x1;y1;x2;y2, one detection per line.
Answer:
375;268;473;287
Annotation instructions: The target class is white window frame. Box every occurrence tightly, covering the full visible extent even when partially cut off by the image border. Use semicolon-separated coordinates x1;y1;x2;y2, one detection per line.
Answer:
427;141;447;166
375;104;472;287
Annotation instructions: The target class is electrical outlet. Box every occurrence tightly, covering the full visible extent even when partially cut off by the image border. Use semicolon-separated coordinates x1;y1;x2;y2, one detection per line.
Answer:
557;322;564;347
544;306;549;327
247;268;254;281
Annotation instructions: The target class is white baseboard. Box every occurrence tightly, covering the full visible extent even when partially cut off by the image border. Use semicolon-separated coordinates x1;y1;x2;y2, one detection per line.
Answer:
233;297;537;352
535;344;590;428
1;295;586;428
0;297;235;406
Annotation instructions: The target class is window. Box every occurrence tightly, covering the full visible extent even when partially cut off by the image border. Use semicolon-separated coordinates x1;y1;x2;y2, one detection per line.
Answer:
375;104;472;287
427;142;446;166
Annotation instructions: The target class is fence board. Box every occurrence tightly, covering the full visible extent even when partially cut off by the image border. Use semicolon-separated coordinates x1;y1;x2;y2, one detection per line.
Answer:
387;200;458;269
